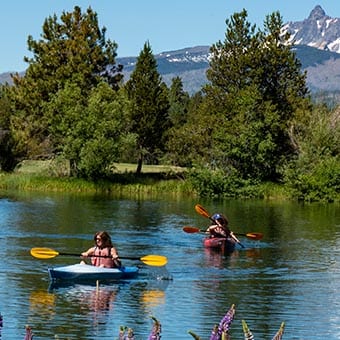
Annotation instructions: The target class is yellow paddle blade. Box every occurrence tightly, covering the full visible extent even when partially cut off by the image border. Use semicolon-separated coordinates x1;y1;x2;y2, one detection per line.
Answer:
140;255;167;267
30;247;59;259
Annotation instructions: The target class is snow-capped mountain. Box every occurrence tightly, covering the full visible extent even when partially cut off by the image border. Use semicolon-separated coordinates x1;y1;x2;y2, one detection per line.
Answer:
116;5;340;95
2;5;340;97
282;5;340;54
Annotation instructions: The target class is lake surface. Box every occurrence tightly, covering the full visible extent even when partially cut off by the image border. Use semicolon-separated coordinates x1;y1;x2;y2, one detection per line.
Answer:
0;190;339;339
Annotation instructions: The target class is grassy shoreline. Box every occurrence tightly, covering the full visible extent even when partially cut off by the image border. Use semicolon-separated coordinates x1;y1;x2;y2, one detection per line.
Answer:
0;171;292;201
0;160;324;201
0;160;196;198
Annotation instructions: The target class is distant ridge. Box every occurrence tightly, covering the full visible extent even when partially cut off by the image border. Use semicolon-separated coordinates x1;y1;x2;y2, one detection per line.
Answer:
3;6;340;96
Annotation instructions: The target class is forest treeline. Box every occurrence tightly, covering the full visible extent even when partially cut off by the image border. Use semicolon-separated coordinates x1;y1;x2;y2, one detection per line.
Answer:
0;6;339;202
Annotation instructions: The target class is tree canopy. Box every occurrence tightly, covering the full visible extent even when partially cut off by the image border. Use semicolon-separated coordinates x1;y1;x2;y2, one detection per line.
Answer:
8;6;123;161
197;9;310;181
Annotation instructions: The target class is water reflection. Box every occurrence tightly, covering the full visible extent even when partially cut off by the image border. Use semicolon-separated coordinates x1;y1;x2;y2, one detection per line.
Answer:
49;282;118;311
41;278;170;338
29;290;56;319
140;289;165;308
1;192;340;339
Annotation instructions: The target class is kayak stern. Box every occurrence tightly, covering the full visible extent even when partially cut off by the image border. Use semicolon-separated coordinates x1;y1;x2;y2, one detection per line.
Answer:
203;237;236;254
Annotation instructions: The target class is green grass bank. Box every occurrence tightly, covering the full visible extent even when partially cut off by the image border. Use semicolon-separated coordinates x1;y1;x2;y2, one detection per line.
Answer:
0;160;196;198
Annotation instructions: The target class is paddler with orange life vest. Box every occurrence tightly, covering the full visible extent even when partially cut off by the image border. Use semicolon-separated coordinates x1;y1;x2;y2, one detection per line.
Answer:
81;231;121;268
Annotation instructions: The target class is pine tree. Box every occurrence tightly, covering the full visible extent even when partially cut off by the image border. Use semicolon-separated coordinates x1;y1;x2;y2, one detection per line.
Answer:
201;9;311;181
125;41;170;174
8;6;123;159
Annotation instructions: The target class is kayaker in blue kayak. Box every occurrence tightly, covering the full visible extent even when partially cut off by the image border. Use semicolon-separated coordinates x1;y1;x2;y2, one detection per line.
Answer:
206;213;231;238
81;231;121;268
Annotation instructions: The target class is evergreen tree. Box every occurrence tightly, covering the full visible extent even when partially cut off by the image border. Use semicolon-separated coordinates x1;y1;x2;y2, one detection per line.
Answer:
168;76;190;127
8;6;123;159
125;41;170;174
0;85;17;171
164;77;191;165
201;9;311;181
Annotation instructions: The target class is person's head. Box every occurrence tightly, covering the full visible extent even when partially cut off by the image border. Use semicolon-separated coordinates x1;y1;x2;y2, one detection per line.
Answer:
94;231;113;248
212;213;229;227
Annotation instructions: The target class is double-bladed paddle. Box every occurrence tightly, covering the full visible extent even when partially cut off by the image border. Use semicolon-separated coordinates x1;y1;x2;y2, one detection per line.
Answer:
30;247;167;267
195;204;262;248
183;226;263;240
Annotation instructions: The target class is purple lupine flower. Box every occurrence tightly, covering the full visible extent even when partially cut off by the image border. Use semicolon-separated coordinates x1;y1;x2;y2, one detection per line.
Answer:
24;325;33;340
209;324;220;340
272;322;285;340
0;313;2;338
242;320;255;340
125;327;135;339
148;316;161;340
218;304;235;334
118;326;126;340
210;304;235;340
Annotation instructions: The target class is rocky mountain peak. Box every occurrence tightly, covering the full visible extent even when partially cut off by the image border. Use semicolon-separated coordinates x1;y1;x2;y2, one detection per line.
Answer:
282;5;340;53
307;5;326;21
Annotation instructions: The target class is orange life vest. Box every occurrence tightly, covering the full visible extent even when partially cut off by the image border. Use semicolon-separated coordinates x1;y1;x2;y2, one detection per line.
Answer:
91;247;116;268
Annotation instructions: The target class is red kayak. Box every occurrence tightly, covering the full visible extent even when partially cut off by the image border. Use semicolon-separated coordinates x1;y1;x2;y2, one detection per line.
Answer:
203;237;236;254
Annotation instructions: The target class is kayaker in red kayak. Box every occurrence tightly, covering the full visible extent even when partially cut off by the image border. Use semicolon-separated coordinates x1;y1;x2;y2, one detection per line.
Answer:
81;231;121;268
206;213;231;238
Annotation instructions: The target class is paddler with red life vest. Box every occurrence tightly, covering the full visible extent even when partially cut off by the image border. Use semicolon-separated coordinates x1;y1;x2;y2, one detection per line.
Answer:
206;213;242;245
206;213;231;238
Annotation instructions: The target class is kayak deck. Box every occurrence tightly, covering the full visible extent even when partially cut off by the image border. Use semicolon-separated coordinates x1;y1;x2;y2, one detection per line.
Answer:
203;237;236;254
48;263;139;282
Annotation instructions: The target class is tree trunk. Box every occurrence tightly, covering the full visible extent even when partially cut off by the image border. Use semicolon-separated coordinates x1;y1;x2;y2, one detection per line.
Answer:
69;159;78;177
136;154;143;175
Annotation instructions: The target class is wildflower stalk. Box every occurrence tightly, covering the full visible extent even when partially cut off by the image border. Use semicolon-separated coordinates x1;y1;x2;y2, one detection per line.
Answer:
24;325;33;340
242;320;255;340
188;330;201;339
272;322;285;340
210;304;235;340
148;316;161;340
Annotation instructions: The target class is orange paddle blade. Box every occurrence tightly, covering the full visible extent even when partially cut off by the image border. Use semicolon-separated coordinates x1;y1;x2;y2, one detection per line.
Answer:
183;226;202;233
245;232;263;240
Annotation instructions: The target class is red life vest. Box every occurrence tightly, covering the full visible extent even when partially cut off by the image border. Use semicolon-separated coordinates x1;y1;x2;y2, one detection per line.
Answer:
91;247;116;268
209;224;228;238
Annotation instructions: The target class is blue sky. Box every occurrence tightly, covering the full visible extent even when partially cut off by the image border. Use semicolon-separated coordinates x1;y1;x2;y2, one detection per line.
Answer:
1;1;339;73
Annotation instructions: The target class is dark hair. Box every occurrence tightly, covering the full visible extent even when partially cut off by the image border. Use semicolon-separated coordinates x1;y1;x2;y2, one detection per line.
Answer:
94;231;113;248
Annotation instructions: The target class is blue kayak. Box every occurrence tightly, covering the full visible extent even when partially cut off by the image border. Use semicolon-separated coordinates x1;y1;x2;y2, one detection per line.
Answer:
48;263;139;281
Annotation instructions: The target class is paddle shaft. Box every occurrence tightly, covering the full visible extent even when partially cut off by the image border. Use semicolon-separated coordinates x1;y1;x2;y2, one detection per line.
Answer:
184;229;251;238
57;251;166;261
183;226;263;240
61;252;147;261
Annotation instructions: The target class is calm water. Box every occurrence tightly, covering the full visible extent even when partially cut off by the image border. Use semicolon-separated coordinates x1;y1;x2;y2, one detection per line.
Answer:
0;190;339;339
